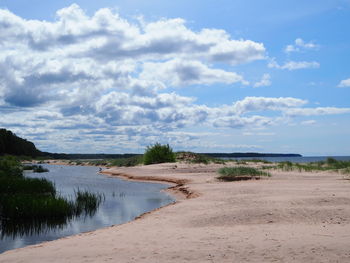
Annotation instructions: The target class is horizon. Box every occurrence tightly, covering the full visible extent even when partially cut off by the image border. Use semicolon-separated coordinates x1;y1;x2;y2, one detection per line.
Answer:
1;1;350;156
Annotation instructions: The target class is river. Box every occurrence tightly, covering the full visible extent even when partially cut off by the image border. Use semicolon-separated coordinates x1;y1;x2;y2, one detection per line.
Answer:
0;164;175;253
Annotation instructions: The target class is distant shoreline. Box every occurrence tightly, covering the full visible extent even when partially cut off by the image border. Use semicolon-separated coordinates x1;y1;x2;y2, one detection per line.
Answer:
37;152;302;160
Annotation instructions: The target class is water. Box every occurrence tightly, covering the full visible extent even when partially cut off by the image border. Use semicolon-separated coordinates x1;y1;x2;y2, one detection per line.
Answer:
221;156;350;163
0;165;175;253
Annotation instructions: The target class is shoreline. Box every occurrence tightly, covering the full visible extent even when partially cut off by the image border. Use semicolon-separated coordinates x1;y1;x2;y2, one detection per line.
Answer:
2;162;350;262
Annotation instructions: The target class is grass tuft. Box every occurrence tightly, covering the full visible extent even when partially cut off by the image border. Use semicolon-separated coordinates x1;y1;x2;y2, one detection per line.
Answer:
217;166;271;181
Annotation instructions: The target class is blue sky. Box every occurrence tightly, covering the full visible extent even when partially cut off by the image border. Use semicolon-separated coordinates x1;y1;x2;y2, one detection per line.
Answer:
0;0;349;155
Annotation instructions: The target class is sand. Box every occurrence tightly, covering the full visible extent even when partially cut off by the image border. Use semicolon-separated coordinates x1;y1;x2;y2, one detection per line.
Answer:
1;162;350;262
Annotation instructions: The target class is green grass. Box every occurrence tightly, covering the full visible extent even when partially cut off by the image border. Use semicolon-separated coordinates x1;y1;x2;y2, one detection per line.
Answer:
217;166;271;181
176;152;227;165
0;156;104;237
23;164;49;173
274;158;350;173
75;190;104;216
0;156;23;177
143;143;176;165
109;155;144;167
0;176;56;196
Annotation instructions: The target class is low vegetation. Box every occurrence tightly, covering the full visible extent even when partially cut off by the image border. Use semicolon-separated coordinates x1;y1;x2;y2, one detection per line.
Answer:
109;155;144;167
23;164;49;173
0;156;103;237
143;143;176;165
274;158;350;174
176;151;226;164
217;166;271;181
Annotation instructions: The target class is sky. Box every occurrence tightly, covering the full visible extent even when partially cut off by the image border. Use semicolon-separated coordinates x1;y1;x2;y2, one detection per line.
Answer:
0;0;350;155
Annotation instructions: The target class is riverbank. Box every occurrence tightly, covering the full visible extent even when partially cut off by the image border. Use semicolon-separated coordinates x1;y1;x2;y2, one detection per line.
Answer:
1;162;350;262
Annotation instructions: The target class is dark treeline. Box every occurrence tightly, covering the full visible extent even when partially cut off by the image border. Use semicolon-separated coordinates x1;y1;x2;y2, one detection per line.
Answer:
0;129;42;157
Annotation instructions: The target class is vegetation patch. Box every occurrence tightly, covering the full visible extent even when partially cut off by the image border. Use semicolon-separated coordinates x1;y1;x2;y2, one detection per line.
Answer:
217;166;271;181
109;155;144;167
274;158;350;174
143;143;176;165
23;164;49;173
0;156;103;238
176;151;226;164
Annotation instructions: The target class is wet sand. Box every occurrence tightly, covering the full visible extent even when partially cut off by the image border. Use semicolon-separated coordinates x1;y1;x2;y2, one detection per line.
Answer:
1;162;350;262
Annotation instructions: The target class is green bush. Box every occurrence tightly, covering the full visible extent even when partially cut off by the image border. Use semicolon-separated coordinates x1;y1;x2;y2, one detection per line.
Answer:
143;143;176;165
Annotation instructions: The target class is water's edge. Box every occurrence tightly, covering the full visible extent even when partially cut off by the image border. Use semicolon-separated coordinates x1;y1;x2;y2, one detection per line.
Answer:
1;165;180;254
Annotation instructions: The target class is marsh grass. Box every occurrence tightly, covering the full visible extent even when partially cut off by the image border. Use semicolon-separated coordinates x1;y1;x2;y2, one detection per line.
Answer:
0;156;104;238
0;176;56;195
217;166;271;181
74;190;104;217
23;164;49;173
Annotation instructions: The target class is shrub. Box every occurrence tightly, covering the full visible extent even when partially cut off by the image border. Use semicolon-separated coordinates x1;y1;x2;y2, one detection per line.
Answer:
143;143;175;165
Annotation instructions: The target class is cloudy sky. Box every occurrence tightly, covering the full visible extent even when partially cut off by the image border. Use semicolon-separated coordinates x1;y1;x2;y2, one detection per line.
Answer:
1;0;350;155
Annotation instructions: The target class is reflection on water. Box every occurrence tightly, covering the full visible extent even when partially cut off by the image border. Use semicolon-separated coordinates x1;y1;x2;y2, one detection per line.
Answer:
0;165;174;253
1;217;68;239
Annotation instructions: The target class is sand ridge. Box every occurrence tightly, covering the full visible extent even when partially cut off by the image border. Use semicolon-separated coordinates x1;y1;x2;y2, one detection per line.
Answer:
1;162;350;262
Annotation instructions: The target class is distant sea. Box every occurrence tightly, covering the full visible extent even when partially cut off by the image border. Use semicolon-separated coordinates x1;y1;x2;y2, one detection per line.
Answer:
221;156;350;163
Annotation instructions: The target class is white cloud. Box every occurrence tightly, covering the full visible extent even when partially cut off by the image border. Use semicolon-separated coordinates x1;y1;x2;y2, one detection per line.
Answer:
285;107;350;117
213;115;274;129
253;74;271;88
1;5;349;153
284;38;319;53
141;59;248;87
268;59;320;70
338;78;350;88
0;4;264;109
232;96;307;115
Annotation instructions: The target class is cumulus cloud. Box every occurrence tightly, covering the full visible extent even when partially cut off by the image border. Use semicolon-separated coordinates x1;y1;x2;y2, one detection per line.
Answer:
285;38;319;53
253;74;271;88
141;59;248;87
268;59;320;70
285;107;350;117
1;4;349;152
232;97;307;115
0;4;264;109
213;115;274;129
338;78;350;88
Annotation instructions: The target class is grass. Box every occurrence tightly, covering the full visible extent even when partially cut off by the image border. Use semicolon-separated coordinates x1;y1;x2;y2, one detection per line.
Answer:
217;166;271;181
0;156;104;238
75;190;104;216
23;164;49;173
0;176;56;196
143;143;176;165
176;152;227;165
109;155;144;167
274;158;350;174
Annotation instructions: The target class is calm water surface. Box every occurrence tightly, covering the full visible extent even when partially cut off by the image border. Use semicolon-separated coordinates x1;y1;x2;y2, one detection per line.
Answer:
0;165;174;253
222;156;350;163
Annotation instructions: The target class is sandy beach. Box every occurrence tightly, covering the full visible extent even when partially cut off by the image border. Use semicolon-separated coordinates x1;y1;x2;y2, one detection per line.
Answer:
1;162;350;262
